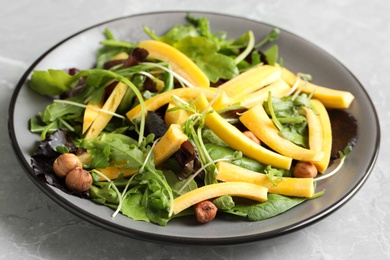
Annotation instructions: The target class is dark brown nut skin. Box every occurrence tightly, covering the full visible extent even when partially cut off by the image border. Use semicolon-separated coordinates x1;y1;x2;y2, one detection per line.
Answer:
65;168;92;192
243;131;261;145
293;162;318;178
194;201;218;224
53;153;83;178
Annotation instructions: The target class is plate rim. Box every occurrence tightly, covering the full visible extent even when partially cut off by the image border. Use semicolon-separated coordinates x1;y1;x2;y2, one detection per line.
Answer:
7;10;381;246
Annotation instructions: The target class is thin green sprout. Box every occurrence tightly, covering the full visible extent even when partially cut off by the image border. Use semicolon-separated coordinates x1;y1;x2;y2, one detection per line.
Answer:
314;157;346;182
137;71;159;82
234;30;255;65
58;118;75;132
79;69;147;147
53;99;125;119
286;74;301;96
177;158;232;195
91;169;123;218
315;148;351;181
142;62;196;88
40;121;55;140
267;91;283;130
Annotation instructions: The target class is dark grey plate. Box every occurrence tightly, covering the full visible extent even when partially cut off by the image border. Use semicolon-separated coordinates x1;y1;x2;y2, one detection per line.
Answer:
8;11;380;246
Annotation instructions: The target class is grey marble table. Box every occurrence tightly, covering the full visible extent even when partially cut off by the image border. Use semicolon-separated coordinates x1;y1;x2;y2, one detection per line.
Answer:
1;0;388;259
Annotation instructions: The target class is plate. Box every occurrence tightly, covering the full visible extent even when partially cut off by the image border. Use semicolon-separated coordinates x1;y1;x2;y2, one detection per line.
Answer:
8;11;380;245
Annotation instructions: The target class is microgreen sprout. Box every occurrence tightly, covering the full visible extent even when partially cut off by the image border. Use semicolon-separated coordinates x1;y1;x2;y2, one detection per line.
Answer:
234;30;255;65
315;146;352;182
287;72;312;97
53;99;125;119
141;62;196;88
177;158;233;195
264;165;285;186
58;118;75;132
90;169;123;218
267;91;283;131
79;69;147;147
255;28;280;48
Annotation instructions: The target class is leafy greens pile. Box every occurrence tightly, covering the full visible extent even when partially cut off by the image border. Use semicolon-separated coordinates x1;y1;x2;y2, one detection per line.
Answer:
29;14;313;226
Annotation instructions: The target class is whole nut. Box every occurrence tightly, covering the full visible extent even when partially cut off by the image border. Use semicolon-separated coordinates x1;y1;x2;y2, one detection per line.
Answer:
243;131;261;145
65;168;92;192
194;200;218;224
53;153;83;178
293;162;318;178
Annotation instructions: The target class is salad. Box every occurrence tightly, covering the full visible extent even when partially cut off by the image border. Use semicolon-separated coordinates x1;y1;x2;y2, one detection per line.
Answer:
28;14;357;226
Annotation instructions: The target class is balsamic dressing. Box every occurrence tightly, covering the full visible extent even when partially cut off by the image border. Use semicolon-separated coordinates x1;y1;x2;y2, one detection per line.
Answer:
328;109;358;160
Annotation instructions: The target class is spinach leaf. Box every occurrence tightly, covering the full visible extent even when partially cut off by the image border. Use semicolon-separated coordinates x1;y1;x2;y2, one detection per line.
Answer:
213;195;235;210
226;194;306;221
205;143;265;172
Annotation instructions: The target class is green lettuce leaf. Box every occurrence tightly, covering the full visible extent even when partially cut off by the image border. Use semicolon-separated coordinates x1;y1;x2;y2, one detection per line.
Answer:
29;69;76;96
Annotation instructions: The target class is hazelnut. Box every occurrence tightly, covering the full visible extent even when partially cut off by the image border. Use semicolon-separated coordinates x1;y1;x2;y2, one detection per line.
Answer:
53;153;83;178
243;131;260;145
293;162;318;178
194;201;217;224
65;168;92;192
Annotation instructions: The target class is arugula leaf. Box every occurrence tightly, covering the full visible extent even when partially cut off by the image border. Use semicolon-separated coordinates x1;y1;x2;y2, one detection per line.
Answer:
95;29;133;69
41;101;84;123
144;24;199;45
175;36;239;82
90;182;120;207
145;14;248;82
263;45;279;65
121;189;150;222
124;164;172;226
79;133;143;169
29;69;77;96
263;94;311;148
165;170;198;198
255;28;280;48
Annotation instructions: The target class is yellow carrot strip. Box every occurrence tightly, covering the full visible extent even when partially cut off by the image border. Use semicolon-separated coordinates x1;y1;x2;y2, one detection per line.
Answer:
216;162;314;198
209;90;233;111
302;106;323;152
96;166;137;180
138;40;210;88
164;102;189;126
82;52;129;134
310;99;332;173
219;64;281;99
235;78;291;108
173;182;268;215
193;94;292;169
239;103;324;162
210;65;282;110
281;67;354;109
85;82;128;139
153;124;188;166
126;87;217;121
95;124;187;180
112;52;129;60
82;95;104;134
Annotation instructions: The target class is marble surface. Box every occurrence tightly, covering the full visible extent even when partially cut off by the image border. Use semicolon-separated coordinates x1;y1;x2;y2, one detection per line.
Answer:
0;0;388;259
